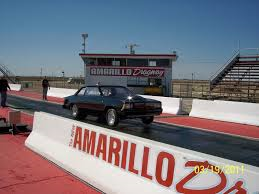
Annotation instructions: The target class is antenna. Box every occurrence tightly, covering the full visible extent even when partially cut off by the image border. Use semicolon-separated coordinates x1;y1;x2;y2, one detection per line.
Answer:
125;43;140;54
81;33;88;54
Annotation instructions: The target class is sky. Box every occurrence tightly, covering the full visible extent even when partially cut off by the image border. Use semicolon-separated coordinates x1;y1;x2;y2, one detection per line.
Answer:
0;0;259;79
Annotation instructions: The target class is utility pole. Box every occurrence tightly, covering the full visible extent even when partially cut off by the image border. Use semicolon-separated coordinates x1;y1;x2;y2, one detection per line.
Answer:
62;71;65;87
126;44;139;54
192;73;195;82
191;72;195;98
81;33;88;54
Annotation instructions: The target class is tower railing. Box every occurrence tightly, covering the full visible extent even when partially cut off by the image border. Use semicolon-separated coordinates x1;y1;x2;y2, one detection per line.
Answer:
209;51;239;86
0;64;17;83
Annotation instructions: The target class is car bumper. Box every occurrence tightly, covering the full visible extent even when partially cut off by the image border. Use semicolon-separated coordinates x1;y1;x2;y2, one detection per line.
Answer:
120;108;162;118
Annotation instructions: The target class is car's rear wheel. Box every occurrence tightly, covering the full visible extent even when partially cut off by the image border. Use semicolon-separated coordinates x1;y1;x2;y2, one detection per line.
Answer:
71;104;86;120
106;108;119;127
142;116;154;125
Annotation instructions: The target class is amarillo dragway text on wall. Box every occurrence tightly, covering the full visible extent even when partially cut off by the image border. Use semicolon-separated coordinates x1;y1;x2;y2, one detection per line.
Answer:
90;66;165;78
26;112;259;194
70;125;257;194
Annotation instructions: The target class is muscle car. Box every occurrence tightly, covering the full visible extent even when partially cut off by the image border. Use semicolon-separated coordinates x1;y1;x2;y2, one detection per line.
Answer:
63;85;162;126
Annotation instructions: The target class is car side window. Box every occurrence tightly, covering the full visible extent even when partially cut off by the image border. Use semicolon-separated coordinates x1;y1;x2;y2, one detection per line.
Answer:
85;87;101;96
101;87;112;96
77;87;86;96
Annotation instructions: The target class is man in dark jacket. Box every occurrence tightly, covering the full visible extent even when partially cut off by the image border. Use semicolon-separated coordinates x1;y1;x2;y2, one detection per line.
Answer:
42;76;50;100
0;76;11;107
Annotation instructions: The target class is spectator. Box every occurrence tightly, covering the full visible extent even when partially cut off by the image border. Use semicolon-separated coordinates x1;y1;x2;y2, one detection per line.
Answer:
0;76;11;107
42;76;50;100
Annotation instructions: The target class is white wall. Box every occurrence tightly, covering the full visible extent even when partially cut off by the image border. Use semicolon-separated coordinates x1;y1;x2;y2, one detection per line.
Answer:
47;87;77;98
25;112;259;194
190;99;259;126
9;84;22;91
142;95;182;115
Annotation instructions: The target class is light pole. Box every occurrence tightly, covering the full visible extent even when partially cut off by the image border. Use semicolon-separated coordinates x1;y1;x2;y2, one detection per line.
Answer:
191;73;195;98
62;71;65;87
82;33;88;54
191;72;196;85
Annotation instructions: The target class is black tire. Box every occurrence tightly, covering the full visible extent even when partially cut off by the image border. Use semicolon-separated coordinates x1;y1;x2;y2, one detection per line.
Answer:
71;104;86;120
142;116;154;125
105;108;119;127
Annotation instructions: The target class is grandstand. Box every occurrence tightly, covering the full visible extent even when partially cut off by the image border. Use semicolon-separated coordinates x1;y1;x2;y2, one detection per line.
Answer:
210;48;259;102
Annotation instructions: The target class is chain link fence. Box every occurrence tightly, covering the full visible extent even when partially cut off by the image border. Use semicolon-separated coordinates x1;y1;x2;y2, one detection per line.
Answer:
20;77;85;92
172;80;259;103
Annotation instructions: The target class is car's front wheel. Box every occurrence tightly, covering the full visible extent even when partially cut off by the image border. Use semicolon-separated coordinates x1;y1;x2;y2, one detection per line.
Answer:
71;104;86;120
106;108;119;127
142;116;154;125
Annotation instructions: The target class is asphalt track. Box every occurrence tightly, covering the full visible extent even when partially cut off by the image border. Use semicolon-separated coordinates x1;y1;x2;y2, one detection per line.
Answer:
7;94;259;167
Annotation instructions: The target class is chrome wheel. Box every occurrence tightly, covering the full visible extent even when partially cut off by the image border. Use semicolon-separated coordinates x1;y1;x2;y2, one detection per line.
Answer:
106;108;119;127
72;104;78;117
71;104;86;120
107;109;115;125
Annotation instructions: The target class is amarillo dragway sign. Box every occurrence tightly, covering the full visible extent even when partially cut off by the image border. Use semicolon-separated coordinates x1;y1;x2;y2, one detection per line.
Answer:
70;125;256;194
26;112;259;194
90;66;165;78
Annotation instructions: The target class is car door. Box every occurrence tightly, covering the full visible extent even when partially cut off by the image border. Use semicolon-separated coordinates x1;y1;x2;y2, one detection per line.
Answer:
73;87;88;108
83;86;104;111
99;86;114;110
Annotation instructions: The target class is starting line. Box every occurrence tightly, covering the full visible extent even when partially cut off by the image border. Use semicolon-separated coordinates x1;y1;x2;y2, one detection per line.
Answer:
25;112;259;194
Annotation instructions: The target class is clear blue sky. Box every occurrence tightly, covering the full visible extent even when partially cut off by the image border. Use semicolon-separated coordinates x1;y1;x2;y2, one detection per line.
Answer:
1;0;259;79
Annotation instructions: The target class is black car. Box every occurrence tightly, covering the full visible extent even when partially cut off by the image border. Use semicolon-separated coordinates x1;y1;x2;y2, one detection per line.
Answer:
63;85;162;126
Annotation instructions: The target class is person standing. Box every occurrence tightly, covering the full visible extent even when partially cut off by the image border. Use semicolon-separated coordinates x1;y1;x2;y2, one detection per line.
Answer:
0;76;11;107
42;76;50;100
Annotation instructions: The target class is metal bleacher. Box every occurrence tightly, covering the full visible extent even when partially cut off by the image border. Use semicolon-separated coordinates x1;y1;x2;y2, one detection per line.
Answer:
0;63;18;83
210;48;259;102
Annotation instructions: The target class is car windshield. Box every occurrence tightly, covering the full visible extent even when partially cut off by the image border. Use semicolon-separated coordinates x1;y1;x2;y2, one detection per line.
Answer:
100;86;135;98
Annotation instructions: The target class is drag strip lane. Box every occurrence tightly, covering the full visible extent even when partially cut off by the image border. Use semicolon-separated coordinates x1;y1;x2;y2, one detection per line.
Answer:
7;94;259;167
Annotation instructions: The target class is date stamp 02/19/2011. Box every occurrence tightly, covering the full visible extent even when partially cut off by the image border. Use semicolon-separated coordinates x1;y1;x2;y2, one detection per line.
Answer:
194;164;244;175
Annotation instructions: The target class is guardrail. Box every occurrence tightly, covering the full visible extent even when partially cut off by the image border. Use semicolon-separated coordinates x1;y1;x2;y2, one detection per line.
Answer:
239;48;259;56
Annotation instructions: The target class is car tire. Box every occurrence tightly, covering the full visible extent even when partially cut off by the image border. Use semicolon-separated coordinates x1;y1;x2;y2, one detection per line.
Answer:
142;116;154;125
71;104;86;120
106;108;119;127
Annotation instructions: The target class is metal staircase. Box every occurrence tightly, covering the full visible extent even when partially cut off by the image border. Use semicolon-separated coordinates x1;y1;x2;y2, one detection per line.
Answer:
210;48;259;102
0;64;18;83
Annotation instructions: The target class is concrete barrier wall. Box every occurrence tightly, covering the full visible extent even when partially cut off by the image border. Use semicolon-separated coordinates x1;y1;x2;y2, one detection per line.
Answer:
9;84;22;91
25;112;259;193
190;99;259;126
189;99;215;119
141;95;182;114
47;87;77;98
